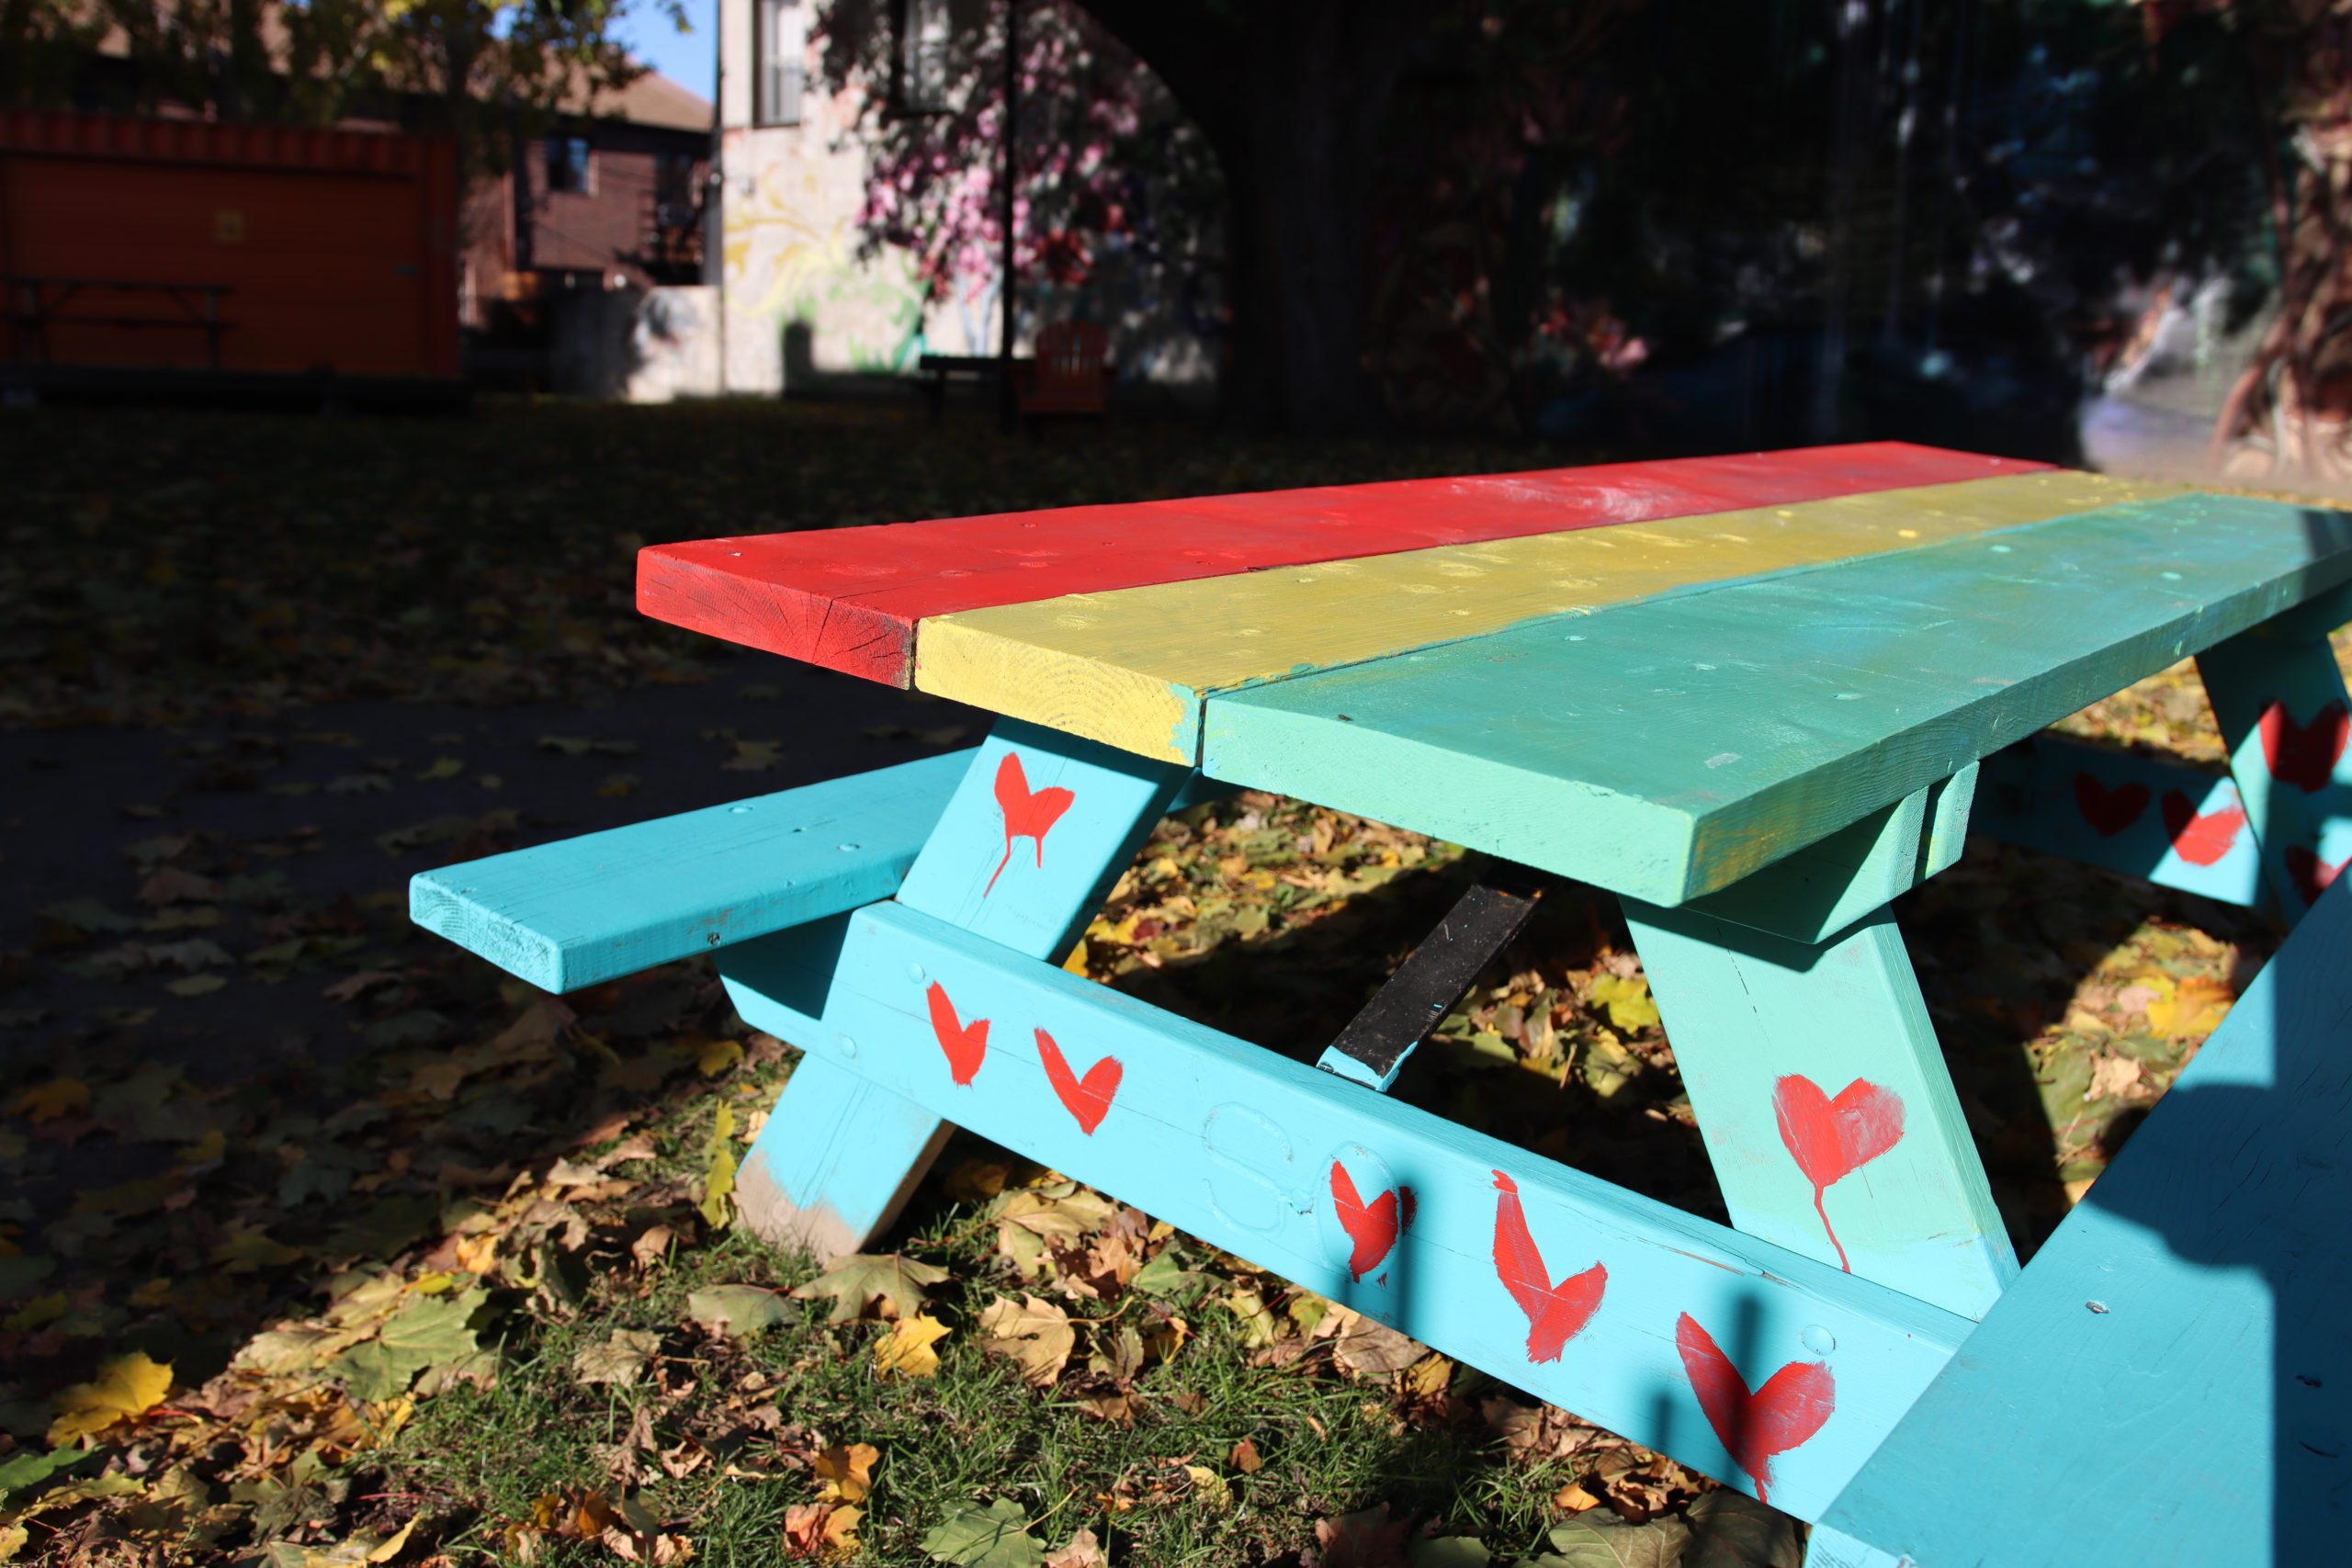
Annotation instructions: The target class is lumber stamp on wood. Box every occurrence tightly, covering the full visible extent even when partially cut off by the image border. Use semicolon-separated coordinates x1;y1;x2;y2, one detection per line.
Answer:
408;750;972;993
1810;874;2352;1567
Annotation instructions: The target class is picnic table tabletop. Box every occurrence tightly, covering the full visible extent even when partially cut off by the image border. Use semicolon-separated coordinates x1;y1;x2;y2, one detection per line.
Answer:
639;442;2352;907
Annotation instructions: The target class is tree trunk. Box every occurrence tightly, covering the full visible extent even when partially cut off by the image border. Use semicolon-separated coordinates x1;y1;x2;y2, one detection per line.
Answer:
1076;0;1424;433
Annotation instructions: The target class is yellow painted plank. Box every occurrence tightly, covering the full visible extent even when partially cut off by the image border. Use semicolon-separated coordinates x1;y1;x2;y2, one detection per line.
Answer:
912;470;2190;762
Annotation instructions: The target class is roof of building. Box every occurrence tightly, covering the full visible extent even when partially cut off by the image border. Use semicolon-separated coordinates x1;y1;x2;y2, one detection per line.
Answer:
590;70;713;133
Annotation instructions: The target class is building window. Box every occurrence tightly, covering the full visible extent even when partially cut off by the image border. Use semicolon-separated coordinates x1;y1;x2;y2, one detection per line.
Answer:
655;152;700;229
756;0;806;127
546;135;593;194
895;0;951;115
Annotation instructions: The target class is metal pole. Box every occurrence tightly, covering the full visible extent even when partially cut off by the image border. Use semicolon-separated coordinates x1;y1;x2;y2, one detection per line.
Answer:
998;0;1018;432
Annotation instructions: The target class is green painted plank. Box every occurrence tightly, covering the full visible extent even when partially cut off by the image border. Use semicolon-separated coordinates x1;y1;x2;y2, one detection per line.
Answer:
1203;492;2352;906
1814;874;2352;1566
409;750;972;993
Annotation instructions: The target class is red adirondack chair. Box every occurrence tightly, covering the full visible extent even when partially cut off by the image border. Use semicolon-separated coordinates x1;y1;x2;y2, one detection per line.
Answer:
1018;321;1112;434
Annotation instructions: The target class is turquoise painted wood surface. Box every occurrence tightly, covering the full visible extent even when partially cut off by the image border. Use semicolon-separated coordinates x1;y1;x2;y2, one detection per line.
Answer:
2198;621;2352;917
1674;768;1975;947
895;717;1193;960
1203;492;2352;906
407;750;970;992
1814;875;2352;1566
718;899;1974;1521
731;1050;952;1264
1972;735;2268;908
1625;901;2017;1320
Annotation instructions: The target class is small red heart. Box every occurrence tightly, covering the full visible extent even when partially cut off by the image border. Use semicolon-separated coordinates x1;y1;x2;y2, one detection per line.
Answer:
2258;698;2349;793
925;982;988;1086
1035;1026;1120;1134
2160;789;2246;867
1772;1076;1905;1272
2285;845;2352;907
2073;773;2150;837
1330;1162;1408;1281
987;752;1077;896
1490;1171;1608;1363
1675;1312;1835;1505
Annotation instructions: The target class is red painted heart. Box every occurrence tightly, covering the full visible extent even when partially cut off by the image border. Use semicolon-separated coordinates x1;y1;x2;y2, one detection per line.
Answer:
925;982;989;1086
2161;790;2246;867
1674;1312;1835;1505
986;751;1077;896
1771;1076;1905;1272
1330;1162;1408;1281
2285;845;2352;907
1489;1171;1608;1363
1035;1027;1121;1134
2259;698;2349;793
2073;773;2150;838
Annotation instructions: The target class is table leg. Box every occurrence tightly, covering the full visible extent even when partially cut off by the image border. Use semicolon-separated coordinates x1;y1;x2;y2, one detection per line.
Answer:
2196;598;2352;919
1625;898;2018;1321
727;717;1194;1258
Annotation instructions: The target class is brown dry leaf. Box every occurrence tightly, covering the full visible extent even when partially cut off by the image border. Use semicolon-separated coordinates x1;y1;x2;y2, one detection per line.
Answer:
1553;1481;1604;1513
874;1313;951;1379
1484;1397;1600;1461
791;1253;950;1323
1076;1391;1144;1426
1043;1527;1105;1568
976;1293;1076;1388
1322;1307;1426;1379
993;1186;1116;1279
9;1078;88;1122
944;1159;1012;1201
1228;1438;1263;1474
2148;975;2233;1038
631;1224;675;1269
49;1350;173;1443
812;1441;879;1504
1314;1503;1413;1568
783;1502;862;1562
2084;1053;2143;1102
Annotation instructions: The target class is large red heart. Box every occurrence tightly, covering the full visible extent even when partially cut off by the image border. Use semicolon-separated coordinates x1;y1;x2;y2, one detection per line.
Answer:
1330;1162;1409;1281
2073;773;2150;838
986;752;1077;896
2259;698;2349;793
2285;845;2352;907
1674;1312;1835;1505
1034;1027;1121;1134
1771;1076;1905;1272
925;982;988;1085
2160;789;2245;867
1489;1171;1608;1363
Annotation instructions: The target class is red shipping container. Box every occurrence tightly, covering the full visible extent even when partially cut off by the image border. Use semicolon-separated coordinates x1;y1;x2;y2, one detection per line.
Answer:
0;108;458;379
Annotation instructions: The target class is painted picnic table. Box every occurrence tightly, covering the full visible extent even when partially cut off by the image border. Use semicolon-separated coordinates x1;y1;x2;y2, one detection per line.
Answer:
414;443;2352;1560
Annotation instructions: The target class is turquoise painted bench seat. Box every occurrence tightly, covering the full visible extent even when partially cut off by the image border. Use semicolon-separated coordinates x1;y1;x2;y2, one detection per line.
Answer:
409;750;973;992
1810;874;2352;1566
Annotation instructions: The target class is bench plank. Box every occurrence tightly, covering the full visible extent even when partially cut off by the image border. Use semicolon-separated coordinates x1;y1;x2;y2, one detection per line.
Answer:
1812;875;2352;1567
917;472;2180;762
409;750;971;993
638;444;2041;686
718;900;1974;1523
1204;492;2352;906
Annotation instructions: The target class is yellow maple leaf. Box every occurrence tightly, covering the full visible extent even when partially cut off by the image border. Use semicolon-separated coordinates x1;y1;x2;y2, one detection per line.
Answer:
2146;975;2232;1039
1587;975;1660;1032
812;1441;879;1504
49;1350;173;1443
873;1313;950;1379
10;1078;88;1122
695;1038;744;1077
699;1103;738;1229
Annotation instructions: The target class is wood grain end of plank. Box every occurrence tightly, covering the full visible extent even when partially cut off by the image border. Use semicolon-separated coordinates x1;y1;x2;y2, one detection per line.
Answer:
409;870;565;992
915;610;1197;762
637;543;917;686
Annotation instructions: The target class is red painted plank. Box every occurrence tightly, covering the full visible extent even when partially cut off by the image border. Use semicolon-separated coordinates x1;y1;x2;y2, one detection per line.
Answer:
637;442;2051;686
